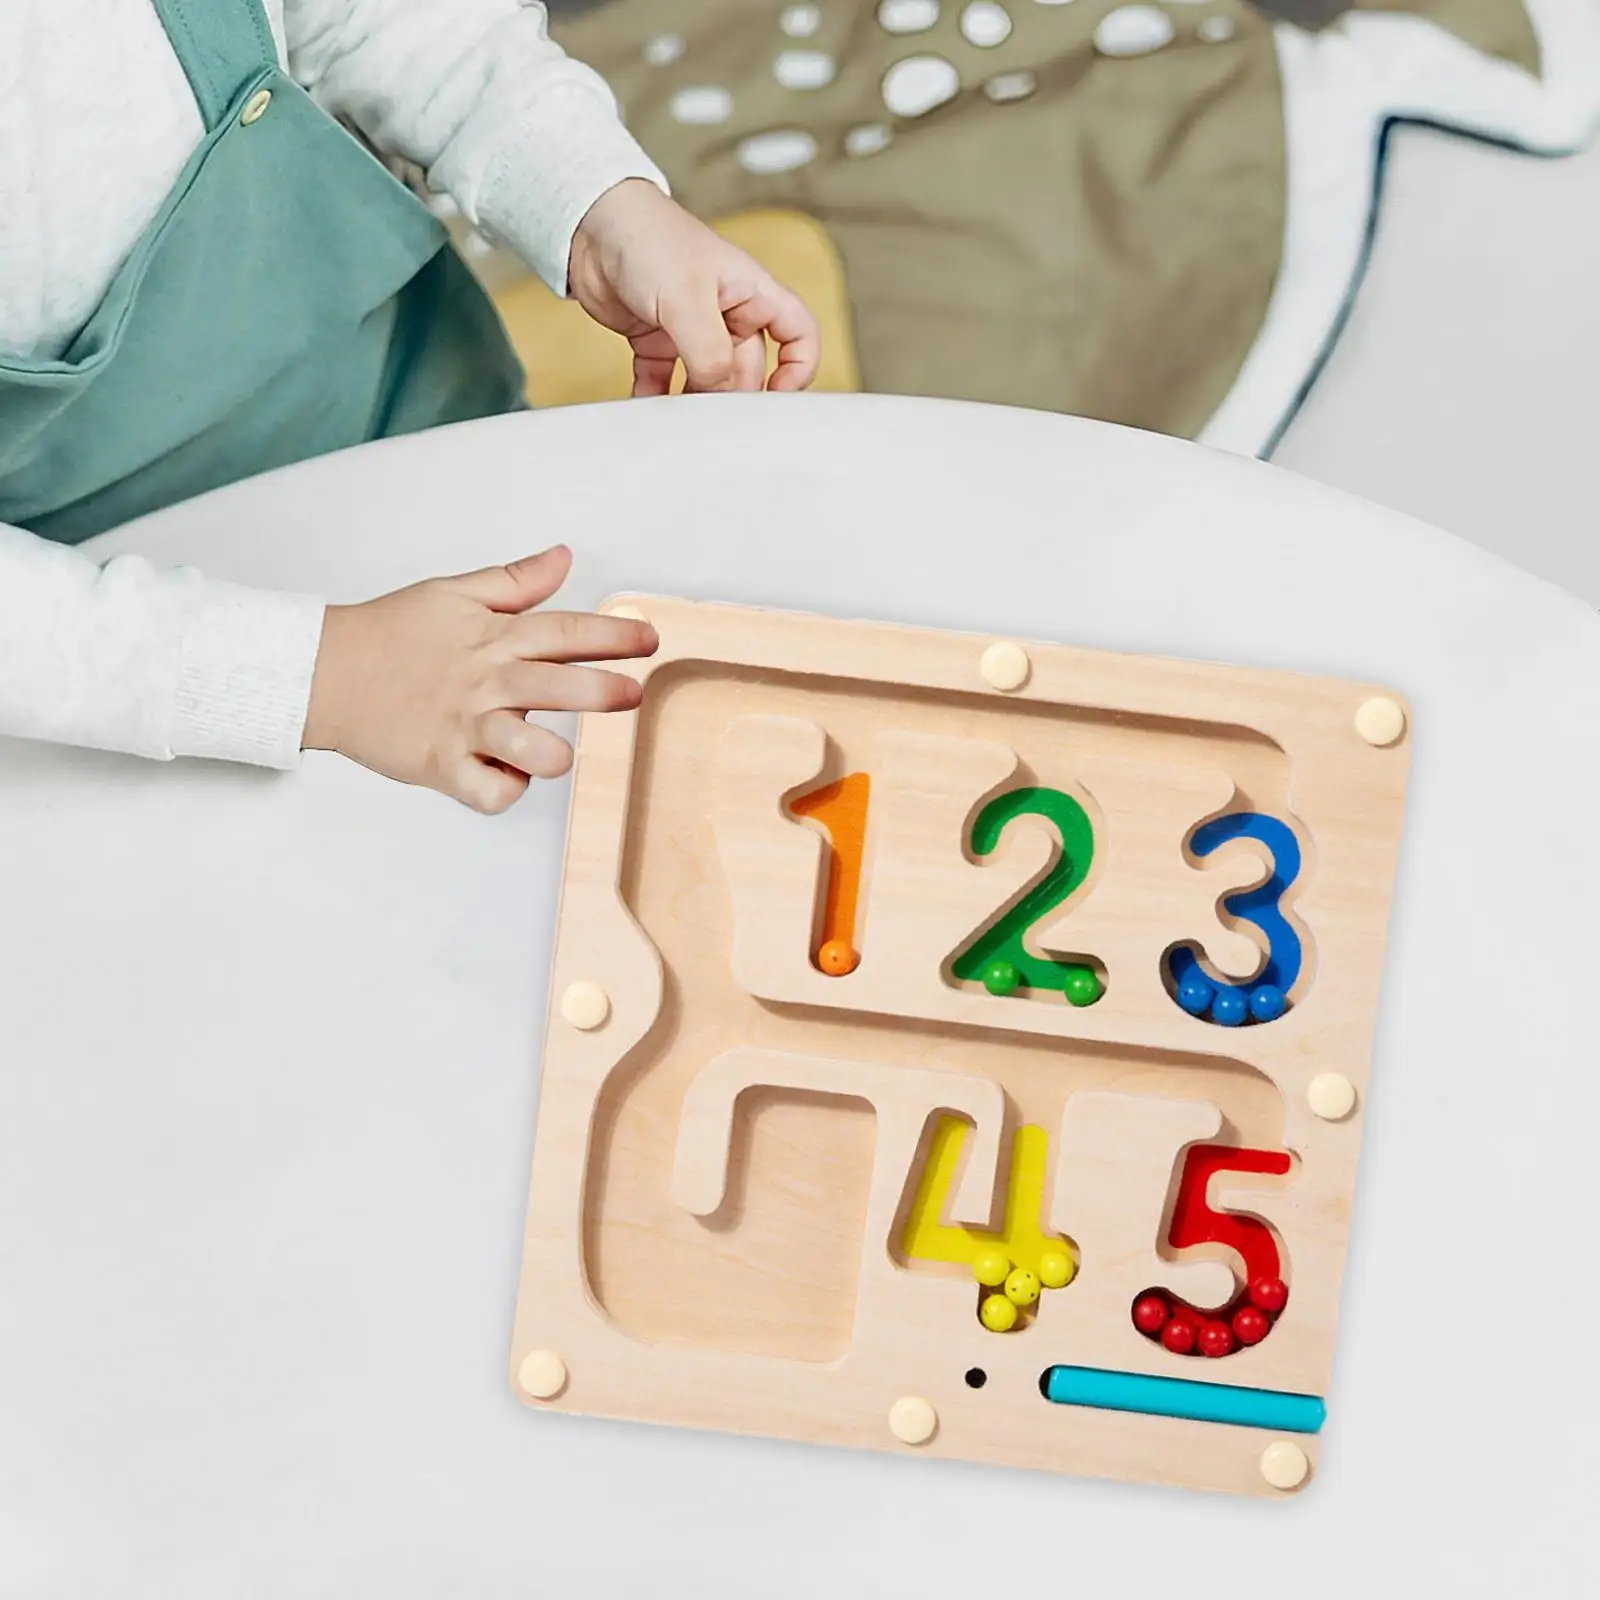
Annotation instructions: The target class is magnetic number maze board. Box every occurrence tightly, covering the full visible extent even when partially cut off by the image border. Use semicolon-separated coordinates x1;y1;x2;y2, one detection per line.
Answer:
510;597;1410;1498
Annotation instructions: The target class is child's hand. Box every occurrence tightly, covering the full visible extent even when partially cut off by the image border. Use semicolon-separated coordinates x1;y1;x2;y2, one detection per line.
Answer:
303;546;656;813
568;179;821;397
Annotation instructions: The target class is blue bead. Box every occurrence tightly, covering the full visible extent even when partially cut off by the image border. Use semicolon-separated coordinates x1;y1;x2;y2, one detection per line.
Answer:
1176;976;1215;1016
1211;989;1249;1027
1249;984;1288;1022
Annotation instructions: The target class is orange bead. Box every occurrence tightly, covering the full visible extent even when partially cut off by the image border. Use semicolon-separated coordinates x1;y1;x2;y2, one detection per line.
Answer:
818;940;860;976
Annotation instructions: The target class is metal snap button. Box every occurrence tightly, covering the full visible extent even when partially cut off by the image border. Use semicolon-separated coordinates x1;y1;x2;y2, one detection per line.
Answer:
241;88;273;126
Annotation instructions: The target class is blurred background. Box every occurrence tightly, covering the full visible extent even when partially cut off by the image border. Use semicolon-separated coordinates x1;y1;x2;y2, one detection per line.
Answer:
419;0;1600;593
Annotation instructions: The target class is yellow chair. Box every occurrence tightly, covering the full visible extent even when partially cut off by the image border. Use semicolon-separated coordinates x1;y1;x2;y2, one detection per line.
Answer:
490;209;861;407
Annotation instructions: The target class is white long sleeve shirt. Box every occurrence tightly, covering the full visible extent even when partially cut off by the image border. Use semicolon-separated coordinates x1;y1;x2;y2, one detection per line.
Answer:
0;0;663;769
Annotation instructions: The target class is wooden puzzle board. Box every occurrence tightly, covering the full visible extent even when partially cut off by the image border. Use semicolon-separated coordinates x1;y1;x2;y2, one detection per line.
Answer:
509;596;1410;1498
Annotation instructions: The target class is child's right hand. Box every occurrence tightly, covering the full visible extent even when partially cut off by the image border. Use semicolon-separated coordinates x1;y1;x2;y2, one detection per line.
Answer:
302;546;656;813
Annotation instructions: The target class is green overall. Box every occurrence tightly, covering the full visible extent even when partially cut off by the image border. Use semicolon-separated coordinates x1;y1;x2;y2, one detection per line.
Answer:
0;0;527;544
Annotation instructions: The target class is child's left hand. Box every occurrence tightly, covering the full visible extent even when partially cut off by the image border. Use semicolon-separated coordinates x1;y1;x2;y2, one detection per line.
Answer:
567;179;821;398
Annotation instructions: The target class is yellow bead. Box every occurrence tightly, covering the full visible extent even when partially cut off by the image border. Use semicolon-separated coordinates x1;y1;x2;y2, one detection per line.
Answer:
972;1247;1011;1288
1037;1249;1075;1290
979;1293;1018;1332
1004;1267;1041;1307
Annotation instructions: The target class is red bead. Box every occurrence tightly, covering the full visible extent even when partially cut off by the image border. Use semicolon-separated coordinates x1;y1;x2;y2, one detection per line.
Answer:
1198;1321;1235;1358
1132;1295;1171;1336
1249;1276;1289;1315
1160;1318;1197;1355
1232;1306;1271;1345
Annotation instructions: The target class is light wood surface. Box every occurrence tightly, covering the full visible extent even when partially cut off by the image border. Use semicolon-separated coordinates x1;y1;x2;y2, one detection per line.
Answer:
509;594;1410;1497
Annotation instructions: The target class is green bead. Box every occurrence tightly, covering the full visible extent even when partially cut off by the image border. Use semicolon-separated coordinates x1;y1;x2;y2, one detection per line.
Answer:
982;959;1021;996
1064;969;1103;1007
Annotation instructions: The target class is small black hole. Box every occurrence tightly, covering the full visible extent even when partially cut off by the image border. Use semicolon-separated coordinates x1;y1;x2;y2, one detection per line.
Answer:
964;1368;987;1389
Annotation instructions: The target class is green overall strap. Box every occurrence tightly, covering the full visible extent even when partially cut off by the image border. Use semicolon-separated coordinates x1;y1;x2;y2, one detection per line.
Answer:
148;0;278;131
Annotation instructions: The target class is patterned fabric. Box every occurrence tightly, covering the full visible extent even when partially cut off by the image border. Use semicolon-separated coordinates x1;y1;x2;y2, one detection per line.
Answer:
540;0;1600;453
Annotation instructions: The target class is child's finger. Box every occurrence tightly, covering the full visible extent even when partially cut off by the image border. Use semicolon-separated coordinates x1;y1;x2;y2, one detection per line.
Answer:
660;286;737;392
499;660;644;715
476;712;574;781
509;611;658;664
726;279;820;392
732;334;766;393
629;327;679;398
449;547;572;612
456;753;534;814
632;353;677;398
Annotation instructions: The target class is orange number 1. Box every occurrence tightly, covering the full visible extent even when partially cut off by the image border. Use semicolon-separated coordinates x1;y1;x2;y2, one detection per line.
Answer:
790;772;870;976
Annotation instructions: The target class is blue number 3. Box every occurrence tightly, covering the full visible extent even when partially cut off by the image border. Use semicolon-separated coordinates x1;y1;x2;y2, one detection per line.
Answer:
1166;813;1304;1027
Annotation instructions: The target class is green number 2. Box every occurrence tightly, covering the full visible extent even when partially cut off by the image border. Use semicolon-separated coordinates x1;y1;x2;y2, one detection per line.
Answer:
950;787;1104;1006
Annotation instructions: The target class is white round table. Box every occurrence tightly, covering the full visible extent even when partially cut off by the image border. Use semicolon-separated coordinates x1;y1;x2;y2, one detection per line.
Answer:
3;395;1594;1596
